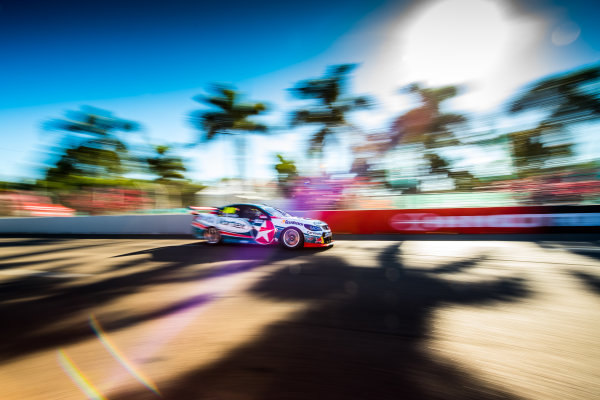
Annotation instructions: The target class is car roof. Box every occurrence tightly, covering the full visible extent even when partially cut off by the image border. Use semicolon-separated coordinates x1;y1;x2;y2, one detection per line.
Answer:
226;203;269;208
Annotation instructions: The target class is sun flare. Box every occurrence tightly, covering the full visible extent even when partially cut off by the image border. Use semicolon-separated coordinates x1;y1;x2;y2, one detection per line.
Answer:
402;0;512;87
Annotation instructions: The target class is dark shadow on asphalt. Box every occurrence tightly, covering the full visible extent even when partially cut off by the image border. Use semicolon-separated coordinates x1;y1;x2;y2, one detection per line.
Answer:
0;256;73;270
536;240;600;263
0;238;67;247
114;242;331;262
566;249;600;263
112;243;530;400
99;293;216;332
0;242;314;362
0;240;124;263
571;271;600;295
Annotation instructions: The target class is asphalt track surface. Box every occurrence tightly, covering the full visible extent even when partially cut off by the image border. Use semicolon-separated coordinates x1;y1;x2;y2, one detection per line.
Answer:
1;235;599;400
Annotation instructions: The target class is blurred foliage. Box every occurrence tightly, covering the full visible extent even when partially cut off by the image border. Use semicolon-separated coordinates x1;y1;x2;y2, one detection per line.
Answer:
35;107;203;213
274;154;298;178
508;124;572;177
45;105;138;136
390;83;476;190
43;107;139;188
190;84;268;141
46;145;125;182
509;64;600;125
507;64;600;177
447;170;481;191
147;145;187;182
3;63;600;213
290;64;370;155
190;84;269;178
391;84;465;148
274;154;298;197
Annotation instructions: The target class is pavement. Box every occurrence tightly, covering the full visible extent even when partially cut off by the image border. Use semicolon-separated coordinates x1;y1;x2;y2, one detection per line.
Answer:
0;236;599;399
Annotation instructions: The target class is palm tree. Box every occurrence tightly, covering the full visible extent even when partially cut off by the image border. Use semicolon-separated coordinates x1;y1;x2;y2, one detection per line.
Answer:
190;84;268;180
509;64;600;125
44;106;139;183
390;84;470;189
391;83;465;149
147;145;186;182
274;154;298;197
289;64;370;158
507;64;600;176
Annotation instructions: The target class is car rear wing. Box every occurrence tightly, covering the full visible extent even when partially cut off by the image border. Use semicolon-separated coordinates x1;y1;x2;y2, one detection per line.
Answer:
188;206;219;215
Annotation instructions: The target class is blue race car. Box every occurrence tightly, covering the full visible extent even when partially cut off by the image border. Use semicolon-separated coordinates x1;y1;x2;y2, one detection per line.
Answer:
189;203;333;249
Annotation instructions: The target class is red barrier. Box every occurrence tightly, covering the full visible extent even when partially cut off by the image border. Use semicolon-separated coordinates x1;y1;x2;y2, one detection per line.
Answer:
304;206;600;235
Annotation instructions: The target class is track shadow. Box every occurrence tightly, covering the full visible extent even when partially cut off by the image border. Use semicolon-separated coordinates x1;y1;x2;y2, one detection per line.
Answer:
566;249;600;263
0;242;310;361
114;242;330;263
536;240;600;263
0;240;121;263
571;271;600;295
112;243;529;400
0;238;66;247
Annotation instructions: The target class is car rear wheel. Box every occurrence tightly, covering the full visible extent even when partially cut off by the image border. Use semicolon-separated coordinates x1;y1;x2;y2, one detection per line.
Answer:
205;227;221;244
280;227;304;249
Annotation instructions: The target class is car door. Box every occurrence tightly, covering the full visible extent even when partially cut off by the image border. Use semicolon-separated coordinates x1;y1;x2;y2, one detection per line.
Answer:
217;205;254;238
245;206;276;244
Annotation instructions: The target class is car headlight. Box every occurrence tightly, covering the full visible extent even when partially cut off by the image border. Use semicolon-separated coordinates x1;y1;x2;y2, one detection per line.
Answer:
304;224;322;231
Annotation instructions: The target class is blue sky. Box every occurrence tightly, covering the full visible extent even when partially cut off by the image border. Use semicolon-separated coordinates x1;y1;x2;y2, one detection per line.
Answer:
1;0;599;182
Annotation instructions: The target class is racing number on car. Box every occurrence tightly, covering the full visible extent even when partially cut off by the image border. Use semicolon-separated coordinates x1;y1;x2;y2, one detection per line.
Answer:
254;220;276;244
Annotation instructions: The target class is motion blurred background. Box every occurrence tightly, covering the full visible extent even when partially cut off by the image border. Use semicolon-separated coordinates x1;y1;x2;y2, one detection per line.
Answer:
1;0;599;216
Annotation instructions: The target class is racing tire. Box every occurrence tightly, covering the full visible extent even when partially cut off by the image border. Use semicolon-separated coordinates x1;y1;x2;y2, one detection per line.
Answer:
280;227;304;250
204;226;222;245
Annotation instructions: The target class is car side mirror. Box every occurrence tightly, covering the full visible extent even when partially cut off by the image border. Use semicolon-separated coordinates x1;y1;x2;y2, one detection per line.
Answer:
258;214;268;220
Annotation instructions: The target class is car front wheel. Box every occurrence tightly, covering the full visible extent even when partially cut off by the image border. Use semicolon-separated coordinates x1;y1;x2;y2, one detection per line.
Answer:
280;227;304;249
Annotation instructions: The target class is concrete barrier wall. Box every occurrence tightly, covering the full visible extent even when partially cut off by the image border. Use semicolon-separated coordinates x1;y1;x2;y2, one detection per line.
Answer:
0;214;194;235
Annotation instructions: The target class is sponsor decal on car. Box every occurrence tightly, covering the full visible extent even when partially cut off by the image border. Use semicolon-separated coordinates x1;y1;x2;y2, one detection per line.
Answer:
304;231;322;237
255;220;276;244
282;219;303;226
220;220;247;230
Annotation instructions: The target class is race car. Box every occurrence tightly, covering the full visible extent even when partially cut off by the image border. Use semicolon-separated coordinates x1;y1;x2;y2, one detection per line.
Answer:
189;203;333;249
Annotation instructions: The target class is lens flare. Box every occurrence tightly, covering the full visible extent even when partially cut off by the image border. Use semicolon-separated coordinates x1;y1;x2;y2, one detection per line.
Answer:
89;314;161;396
57;349;107;400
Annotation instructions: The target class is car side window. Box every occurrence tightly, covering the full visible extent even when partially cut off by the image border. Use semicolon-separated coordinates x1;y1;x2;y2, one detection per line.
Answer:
222;206;240;217
248;207;267;220
233;206;266;220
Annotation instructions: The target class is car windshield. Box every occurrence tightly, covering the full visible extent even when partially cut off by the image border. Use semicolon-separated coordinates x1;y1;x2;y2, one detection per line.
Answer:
261;206;292;217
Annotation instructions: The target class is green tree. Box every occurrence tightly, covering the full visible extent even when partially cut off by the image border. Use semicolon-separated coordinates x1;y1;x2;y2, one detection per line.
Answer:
147;145;187;182
508;64;600;177
46;146;125;183
391;83;465;149
507;124;572;177
390;84;472;190
190;85;268;179
43;106;139;187
274;154;298;197
509;64;600;125
289;64;370;156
